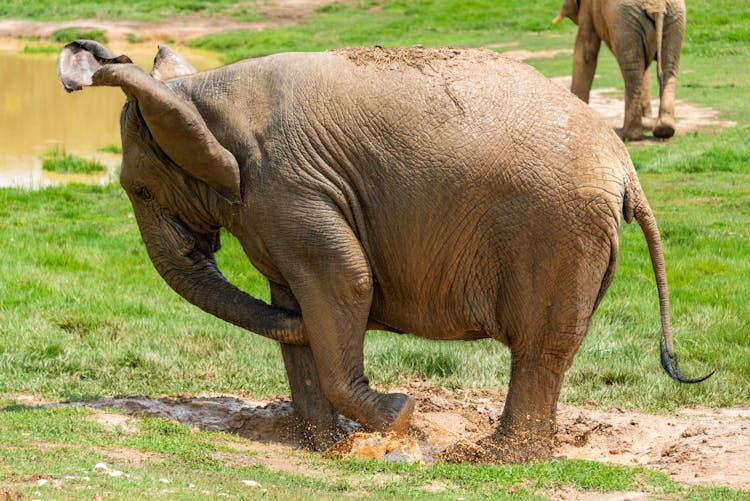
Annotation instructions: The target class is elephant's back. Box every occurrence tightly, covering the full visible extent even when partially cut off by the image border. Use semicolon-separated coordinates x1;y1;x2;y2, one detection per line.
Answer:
260;46;631;211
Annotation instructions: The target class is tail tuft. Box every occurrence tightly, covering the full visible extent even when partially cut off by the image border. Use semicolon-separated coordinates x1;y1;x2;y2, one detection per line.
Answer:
660;335;715;384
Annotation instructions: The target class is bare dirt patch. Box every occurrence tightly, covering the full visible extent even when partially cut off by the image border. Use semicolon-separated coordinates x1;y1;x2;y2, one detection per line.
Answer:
80;383;750;491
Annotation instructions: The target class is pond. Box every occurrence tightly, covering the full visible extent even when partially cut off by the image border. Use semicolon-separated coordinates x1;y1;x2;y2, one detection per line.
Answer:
0;42;219;188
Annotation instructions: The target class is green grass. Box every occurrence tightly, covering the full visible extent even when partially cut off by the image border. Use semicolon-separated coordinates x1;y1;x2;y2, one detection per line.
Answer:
50;26;108;44
98;143;123;154
0;184;286;398
40;147;108;174
126;32;143;44
20;44;60;54
0;0;246;22
189;0;572;62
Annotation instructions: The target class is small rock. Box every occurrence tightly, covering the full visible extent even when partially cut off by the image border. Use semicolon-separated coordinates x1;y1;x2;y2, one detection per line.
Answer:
242;480;262;488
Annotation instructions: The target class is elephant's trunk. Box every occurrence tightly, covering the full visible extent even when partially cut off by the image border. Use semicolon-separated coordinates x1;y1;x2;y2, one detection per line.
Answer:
136;203;306;345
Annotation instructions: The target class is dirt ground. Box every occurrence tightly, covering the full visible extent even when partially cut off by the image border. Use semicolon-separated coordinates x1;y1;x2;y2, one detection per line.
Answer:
82;382;750;492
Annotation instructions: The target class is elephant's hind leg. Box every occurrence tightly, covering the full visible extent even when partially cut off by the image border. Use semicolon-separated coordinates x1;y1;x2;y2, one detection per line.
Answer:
654;9;685;139
641;68;656;131
654;68;678;139
445;234;612;463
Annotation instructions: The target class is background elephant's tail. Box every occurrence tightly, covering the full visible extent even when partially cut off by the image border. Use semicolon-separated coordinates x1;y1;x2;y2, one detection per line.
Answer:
645;0;667;85
655;10;665;85
623;174;714;384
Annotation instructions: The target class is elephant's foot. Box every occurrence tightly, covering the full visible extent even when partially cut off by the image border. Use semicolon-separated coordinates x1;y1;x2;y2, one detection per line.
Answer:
617;126;644;142
363;392;416;433
653;117;676;139
438;429;554;464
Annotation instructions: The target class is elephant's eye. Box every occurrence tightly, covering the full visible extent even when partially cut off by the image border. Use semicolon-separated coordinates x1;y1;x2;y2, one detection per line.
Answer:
133;186;153;201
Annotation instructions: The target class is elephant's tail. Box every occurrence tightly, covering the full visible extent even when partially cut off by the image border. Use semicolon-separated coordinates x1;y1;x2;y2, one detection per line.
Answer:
624;175;714;384
646;1;667;85
655;10;665;85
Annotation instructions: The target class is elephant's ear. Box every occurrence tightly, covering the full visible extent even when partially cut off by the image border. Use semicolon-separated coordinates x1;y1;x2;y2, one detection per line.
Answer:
57;40;241;202
552;0;580;25
57;39;133;92
150;45;197;81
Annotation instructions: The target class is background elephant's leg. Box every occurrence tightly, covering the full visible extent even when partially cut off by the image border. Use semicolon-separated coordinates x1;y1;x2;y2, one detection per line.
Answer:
641;68;655;130
270;282;342;450
618;59;647;141
654;72;678;138
653;16;685;139
570;26;602;103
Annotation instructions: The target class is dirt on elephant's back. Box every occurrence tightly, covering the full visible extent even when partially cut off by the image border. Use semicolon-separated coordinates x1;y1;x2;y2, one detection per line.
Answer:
74;381;750;491
334;46;500;70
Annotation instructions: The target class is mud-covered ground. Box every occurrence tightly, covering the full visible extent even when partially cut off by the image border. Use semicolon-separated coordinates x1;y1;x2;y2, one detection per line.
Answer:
80;382;750;491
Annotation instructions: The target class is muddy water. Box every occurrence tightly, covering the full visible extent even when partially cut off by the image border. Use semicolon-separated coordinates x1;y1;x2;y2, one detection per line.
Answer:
0;44;219;188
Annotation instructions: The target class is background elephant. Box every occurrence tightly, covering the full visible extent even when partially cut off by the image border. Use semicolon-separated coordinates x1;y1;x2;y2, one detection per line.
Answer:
57;41;709;462
553;0;686;141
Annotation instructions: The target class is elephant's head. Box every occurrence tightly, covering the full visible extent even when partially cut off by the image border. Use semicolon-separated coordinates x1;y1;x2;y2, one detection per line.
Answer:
552;0;580;25
57;40;305;344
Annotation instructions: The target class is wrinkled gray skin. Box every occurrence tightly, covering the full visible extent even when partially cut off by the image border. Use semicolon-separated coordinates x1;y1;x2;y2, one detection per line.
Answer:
553;0;686;141
57;41;711;462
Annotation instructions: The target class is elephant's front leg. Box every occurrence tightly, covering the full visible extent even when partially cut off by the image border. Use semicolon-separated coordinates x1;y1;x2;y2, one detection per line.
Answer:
570;25;602;104
278;206;415;433
270;282;342;450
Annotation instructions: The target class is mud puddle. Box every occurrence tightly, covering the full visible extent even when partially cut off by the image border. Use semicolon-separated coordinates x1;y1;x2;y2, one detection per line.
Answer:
75;382;750;491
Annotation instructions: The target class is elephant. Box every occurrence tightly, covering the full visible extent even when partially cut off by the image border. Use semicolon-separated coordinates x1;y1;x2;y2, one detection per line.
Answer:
57;40;711;462
553;0;686;141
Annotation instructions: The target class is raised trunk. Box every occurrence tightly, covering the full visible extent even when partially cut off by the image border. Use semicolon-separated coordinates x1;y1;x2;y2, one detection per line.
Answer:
137;208;306;345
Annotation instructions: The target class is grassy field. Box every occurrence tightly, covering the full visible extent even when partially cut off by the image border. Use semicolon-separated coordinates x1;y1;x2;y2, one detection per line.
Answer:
0;0;257;22
1;0;749;499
